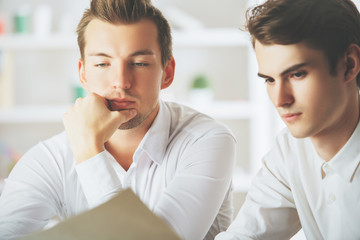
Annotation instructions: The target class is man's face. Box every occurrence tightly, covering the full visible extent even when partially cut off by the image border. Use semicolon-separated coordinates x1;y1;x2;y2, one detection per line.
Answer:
79;18;173;129
255;40;349;139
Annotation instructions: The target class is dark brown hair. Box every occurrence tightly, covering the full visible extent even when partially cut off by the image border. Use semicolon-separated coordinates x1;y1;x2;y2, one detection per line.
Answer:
77;0;172;68
246;0;360;88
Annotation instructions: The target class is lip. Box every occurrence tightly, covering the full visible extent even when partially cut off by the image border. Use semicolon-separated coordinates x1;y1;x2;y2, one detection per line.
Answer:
282;112;302;122
107;99;136;111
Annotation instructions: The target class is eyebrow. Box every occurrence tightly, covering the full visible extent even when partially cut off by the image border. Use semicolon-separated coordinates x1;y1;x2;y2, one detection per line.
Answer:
258;62;309;79
88;52;112;58
130;49;155;57
88;49;155;58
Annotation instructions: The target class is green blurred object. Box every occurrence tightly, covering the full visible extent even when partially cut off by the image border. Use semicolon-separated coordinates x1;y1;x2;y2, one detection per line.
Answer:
75;85;85;99
188;74;214;104
73;84;88;102
14;15;30;33
191;74;210;89
14;5;31;34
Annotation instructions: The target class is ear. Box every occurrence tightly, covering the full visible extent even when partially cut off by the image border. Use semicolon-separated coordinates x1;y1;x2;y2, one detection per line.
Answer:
344;44;360;83
161;57;175;90
78;58;89;91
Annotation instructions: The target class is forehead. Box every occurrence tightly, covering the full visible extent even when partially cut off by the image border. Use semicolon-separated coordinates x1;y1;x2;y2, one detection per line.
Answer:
254;40;327;76
84;18;160;56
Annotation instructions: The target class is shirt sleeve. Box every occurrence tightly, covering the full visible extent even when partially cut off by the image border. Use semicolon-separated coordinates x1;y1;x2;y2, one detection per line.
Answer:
0;142;64;240
75;151;122;208
153;131;236;240
215;139;302;240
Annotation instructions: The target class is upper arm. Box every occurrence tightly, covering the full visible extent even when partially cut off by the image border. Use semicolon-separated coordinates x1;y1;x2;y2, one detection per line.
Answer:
0;143;64;239
154;132;236;240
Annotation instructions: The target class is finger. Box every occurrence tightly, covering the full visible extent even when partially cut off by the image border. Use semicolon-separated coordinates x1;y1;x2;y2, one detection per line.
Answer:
75;97;83;105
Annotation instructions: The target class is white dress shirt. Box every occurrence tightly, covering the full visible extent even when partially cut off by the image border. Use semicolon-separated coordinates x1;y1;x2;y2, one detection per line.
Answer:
216;121;360;240
0;100;236;240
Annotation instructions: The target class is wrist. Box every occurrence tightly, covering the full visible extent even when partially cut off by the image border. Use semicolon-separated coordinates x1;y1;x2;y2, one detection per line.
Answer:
74;143;104;164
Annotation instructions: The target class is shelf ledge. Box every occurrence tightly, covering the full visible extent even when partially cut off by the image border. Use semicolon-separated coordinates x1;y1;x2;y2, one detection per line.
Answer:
0;105;69;123
0;34;78;51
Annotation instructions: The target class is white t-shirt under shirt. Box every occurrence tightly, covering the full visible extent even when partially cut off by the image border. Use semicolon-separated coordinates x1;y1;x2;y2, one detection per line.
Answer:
216;121;360;240
0;100;236;240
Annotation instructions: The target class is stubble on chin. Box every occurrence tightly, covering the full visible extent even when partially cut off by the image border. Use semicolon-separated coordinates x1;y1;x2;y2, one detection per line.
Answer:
118;114;144;130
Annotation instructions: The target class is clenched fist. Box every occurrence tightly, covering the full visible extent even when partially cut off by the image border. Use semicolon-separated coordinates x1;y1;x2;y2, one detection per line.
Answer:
63;92;137;164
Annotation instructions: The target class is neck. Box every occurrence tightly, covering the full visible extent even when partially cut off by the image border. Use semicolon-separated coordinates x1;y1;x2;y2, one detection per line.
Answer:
105;103;160;170
311;93;360;161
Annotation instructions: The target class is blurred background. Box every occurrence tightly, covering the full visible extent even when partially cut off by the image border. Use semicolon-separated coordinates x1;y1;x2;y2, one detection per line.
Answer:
5;0;359;238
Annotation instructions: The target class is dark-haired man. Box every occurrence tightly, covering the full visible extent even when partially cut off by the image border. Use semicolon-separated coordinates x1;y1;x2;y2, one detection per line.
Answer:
217;0;360;239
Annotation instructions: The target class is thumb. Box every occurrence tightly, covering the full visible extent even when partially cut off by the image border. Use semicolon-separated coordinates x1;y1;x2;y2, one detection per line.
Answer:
110;109;137;124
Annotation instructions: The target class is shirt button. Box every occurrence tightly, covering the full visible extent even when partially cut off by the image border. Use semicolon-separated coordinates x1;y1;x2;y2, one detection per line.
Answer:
323;164;332;174
328;193;336;203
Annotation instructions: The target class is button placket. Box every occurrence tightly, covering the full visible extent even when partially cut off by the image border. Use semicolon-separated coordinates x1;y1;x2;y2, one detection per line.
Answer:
322;163;338;205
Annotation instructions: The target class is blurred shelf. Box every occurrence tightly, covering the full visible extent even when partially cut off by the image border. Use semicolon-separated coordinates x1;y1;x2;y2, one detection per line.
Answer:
0;34;78;51
0;28;249;51
0;105;69;123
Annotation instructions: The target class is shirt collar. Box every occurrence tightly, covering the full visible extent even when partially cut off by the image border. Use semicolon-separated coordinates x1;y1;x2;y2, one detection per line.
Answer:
133;100;170;165
327;119;360;182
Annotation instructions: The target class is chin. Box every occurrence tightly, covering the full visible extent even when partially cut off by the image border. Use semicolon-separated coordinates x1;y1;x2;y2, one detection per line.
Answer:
288;127;310;139
118;115;143;130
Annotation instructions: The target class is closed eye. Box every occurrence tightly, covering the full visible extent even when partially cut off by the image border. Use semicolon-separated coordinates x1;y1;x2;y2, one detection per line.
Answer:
290;71;307;79
132;62;149;67
264;78;275;84
95;63;109;68
258;73;275;85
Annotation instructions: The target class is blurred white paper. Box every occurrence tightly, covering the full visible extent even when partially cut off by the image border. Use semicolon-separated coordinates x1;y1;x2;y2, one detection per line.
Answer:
19;189;181;240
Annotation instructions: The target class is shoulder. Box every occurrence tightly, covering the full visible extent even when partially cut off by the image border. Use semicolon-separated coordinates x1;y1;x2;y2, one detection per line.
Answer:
163;101;235;140
8;131;73;185
20;131;73;168
29;131;71;156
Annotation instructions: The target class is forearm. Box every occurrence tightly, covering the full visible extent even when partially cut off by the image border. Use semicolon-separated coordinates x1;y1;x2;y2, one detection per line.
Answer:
75;151;122;208
216;159;301;240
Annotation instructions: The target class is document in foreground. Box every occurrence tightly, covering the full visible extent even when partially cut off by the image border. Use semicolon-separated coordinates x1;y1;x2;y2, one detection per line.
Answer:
19;188;182;240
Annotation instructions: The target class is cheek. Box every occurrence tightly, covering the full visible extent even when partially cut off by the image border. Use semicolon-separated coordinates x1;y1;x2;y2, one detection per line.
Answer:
266;86;277;105
141;71;163;89
84;70;110;93
300;76;327;105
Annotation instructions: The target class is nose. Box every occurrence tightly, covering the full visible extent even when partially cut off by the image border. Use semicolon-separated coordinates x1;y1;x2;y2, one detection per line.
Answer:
112;62;131;90
270;80;294;108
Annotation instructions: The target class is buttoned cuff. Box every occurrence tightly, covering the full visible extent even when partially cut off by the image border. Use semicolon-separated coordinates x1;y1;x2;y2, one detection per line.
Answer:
75;151;122;207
